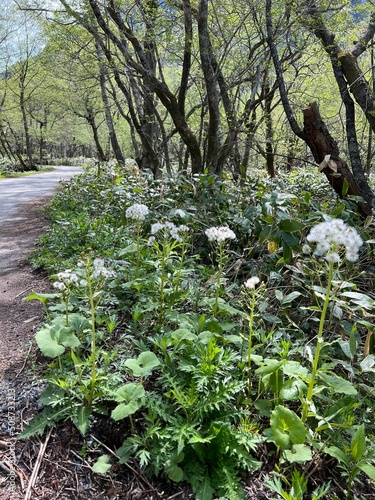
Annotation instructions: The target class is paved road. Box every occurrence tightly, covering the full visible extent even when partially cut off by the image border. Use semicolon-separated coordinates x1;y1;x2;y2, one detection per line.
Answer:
0;166;82;222
0;166;82;275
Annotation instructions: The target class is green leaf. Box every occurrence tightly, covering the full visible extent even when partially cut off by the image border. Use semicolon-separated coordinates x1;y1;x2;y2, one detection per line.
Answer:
111;383;145;421
279;379;305;401
324;446;350;466
72;406;91;435
171;328;197;342
351;425;366;463
18;404;70;439
24;291;58;303
124;351;160;377
68;313;92;334
279;219;304;232
281;291;302;306
342;179;349;197
195;474;214;500
39;385;66;406
165;450;185;482
281;231;300;250
92;455;112;474
284;444;312;463
270;405;307;450
318;372;357;395
255;359;283;375
358;463;375;482
36;324;80;358
341;292;375;310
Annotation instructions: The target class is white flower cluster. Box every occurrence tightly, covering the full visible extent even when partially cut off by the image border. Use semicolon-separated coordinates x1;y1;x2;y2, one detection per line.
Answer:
53;258;116;291
244;276;260;289
125;203;149;221
53;269;82;291
91;258;116;279
149;221;189;243
306;218;363;262
205;226;236;243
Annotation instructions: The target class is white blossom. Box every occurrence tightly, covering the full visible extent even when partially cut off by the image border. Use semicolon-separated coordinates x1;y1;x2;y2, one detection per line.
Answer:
302;244;312;254
306;219;362;262
244;276;260;289
125;203;149;221
205;226;236;243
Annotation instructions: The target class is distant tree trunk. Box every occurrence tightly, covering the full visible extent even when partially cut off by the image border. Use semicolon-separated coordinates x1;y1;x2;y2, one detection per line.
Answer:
96;42;125;166
302;102;372;217
265;81;275;178
266;0;374;217
20;84;35;170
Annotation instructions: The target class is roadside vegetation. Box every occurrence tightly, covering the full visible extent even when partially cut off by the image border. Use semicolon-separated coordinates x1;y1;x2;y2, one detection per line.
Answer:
20;160;375;499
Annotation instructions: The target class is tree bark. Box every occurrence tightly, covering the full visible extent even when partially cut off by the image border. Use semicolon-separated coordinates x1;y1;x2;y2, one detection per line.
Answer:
302;102;372;217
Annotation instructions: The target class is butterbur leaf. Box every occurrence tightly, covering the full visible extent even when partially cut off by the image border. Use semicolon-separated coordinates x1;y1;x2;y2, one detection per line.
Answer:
111;383;145;421
270;405;306;450
68;313;92;334
36;324;80;358
351;425;366;462
284;444;312;463
125;351;160;377
165;450;185;482
92;455;111;474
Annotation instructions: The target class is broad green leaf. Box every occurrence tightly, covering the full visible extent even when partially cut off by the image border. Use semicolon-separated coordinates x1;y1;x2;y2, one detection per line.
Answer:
282;360;309;378
36;324;80;358
279;219;304;232
318;373;357;395
92;455;112;474
270;405;306;450
351;425;366;462
360;355;375;372
279;379;305;401
68;313;92;334
165;450;185;482
341;292;375;310
125;351;160;377
262;312;282;324
24;291;58;303
359;463;375;482
281;230;300;250
324;446;350;466
171;328;197;342
111;383;145;421
281;291;302;306
284;444;312;463
255;359;283;375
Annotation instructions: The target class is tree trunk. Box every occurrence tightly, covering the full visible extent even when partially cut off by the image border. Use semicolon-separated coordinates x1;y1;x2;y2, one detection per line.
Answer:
302;102;372;217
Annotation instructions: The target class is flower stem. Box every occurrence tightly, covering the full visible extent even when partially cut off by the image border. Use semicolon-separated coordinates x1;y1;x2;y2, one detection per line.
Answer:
213;243;223;317
302;261;334;422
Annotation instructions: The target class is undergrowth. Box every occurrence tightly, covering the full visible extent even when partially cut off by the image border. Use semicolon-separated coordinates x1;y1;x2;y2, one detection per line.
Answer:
20;161;375;499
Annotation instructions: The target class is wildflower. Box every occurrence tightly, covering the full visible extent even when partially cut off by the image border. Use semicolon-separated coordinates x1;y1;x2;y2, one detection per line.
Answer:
53;281;66;291
125;203;149;221
244;276;260;289
205;226;236;243
306;219;362;262
150;221;189;242
302;244;312;254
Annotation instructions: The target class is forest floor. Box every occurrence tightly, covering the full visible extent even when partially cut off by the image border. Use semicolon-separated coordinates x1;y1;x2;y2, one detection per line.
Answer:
0;196;374;500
